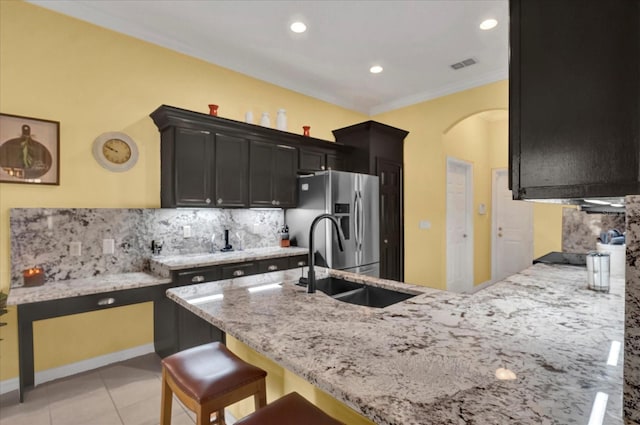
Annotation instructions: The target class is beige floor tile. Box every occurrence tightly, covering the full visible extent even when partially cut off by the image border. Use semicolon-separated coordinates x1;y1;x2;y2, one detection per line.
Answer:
0;387;50;425
45;371;106;405
49;387;120;425
106;375;161;410
117;394;184;425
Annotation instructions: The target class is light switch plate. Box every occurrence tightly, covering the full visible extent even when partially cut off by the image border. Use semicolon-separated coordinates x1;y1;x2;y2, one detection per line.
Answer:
419;220;431;229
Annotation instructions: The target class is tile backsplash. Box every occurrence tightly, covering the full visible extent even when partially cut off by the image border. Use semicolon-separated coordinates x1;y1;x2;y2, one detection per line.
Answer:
561;208;625;253
10;208;284;287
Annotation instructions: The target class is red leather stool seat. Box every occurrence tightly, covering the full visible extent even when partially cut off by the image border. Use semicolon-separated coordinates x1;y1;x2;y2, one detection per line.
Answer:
235;392;345;425
160;342;267;425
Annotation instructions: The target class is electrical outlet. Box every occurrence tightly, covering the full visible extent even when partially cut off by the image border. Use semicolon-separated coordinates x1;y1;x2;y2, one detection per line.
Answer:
70;241;82;256
183;225;192;238
419;220;431;230
103;239;115;255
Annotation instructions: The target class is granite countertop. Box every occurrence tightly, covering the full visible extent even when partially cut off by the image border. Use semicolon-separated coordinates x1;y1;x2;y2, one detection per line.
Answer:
150;246;308;277
167;264;624;425
7;272;171;305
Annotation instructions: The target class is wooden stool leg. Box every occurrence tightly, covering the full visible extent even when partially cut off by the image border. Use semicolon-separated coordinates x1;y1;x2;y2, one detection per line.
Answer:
216;409;226;425
160;369;173;425
196;405;209;425
254;379;267;410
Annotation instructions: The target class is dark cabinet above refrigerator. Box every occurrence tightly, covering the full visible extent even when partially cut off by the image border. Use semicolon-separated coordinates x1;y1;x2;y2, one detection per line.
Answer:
509;0;640;201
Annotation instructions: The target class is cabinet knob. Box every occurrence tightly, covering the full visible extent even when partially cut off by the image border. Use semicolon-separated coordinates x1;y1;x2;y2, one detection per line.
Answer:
276;200;280;206
97;297;116;306
384;239;388;244
498;233;503;238
233;270;245;277
217;198;223;205
267;265;278;271
205;198;211;204
191;275;205;283
321;165;325;170
272;200;277;205
297;261;306;267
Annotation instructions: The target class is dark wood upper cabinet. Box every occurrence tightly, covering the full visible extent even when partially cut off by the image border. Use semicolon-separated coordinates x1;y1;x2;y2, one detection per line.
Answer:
333;121;408;281
249;141;297;208
150;105;350;208
215;133;248;207
509;0;640;200
298;148;347;173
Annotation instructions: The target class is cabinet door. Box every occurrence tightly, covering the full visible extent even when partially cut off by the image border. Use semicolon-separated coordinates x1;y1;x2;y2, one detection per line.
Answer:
510;0;640;199
249;141;276;207
377;158;403;281
215;133;248;207
177;307;224;352
174;128;215;206
273;145;298;207
327;153;346;171
299;149;326;172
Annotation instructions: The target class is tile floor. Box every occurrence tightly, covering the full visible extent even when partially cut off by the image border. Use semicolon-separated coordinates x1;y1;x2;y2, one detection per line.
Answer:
0;353;236;425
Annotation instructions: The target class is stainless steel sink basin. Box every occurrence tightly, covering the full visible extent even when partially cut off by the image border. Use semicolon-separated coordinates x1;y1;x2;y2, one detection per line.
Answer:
311;276;416;308
333;285;416;308
314;277;364;295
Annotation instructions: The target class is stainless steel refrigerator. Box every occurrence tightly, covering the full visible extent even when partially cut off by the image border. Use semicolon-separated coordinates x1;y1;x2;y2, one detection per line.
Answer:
285;170;380;276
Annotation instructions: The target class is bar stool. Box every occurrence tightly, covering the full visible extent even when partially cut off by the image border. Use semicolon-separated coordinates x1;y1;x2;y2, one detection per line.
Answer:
234;392;345;425
160;342;267;425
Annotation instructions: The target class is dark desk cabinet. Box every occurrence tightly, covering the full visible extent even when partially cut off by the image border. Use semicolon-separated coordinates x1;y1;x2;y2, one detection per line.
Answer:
249;141;298;208
509;0;640;200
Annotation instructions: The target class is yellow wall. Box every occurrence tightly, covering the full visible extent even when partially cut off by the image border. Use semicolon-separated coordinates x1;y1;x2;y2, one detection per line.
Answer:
0;1;565;383
0;1;366;381
372;84;564;289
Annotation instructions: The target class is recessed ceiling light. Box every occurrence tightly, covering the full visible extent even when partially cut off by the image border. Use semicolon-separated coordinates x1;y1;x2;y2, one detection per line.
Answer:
290;22;307;33
370;65;383;74
480;18;498;30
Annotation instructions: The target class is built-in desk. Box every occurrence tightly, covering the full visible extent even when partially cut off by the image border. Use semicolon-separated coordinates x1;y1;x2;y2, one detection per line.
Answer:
7;272;171;402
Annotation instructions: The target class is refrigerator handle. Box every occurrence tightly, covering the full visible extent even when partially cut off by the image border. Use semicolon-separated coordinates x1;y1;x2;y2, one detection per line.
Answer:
359;190;364;254
354;191;360;250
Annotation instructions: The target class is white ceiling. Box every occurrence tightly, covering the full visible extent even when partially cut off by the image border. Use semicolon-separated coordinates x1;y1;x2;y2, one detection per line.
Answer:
28;0;509;115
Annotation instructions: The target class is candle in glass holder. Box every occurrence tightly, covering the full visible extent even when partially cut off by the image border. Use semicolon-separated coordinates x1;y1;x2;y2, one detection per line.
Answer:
23;267;45;287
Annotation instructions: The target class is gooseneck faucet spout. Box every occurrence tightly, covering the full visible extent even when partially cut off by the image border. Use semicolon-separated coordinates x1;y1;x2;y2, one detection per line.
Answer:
302;213;344;294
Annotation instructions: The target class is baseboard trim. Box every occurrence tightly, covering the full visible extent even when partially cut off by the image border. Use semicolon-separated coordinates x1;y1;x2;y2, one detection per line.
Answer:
0;343;155;395
469;279;496;294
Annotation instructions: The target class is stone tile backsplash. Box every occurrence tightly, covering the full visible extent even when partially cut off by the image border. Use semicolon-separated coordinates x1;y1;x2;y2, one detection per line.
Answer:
561;208;625;253
10;208;284;286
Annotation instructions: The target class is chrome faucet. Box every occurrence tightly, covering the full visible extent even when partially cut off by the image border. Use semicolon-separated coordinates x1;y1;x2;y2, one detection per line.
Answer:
300;213;344;294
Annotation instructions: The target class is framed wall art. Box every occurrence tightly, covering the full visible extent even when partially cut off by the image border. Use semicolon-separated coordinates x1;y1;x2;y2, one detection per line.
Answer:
0;113;60;185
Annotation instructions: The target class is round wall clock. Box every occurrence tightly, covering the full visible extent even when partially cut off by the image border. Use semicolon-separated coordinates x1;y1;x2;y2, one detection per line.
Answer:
92;132;139;172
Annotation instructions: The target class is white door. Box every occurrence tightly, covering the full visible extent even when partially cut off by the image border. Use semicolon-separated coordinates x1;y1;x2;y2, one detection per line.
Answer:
492;169;533;281
446;158;473;292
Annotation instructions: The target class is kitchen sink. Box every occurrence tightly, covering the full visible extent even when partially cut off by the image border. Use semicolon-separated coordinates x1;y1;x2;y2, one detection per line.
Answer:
314;277;364;295
333;285;416;308
310;276;416;308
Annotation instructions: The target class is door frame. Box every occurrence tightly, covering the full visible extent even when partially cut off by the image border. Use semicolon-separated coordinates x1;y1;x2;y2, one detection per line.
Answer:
446;157;474;292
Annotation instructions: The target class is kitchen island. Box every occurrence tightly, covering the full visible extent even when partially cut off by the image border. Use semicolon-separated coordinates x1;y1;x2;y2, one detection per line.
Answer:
166;264;624;424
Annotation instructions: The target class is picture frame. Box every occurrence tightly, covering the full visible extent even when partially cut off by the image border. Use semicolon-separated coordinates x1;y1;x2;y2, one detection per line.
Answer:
0;113;60;185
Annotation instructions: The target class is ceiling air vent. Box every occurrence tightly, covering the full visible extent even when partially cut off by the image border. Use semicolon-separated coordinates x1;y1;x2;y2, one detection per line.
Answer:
450;58;477;70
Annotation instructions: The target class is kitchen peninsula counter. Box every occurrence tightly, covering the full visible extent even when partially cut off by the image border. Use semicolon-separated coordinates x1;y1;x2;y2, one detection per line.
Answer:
167;264;624;424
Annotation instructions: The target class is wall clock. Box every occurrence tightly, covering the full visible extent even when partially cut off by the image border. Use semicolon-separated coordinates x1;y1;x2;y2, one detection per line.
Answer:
92;132;138;172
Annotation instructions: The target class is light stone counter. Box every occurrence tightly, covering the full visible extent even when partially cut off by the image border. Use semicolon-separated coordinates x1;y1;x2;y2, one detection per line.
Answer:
167;264;624;425
150;246;308;277
7;272;171;305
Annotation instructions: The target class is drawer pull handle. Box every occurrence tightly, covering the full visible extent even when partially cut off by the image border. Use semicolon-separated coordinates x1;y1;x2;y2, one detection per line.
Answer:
97;297;115;306
297;261;306;266
267;265;278;271
191;275;205;283
233;270;245;277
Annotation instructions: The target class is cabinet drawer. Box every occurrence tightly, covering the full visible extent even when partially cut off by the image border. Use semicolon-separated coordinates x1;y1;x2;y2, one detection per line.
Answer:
221;262;257;279
175;267;222;286
258;257;290;273
288;255;308;268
